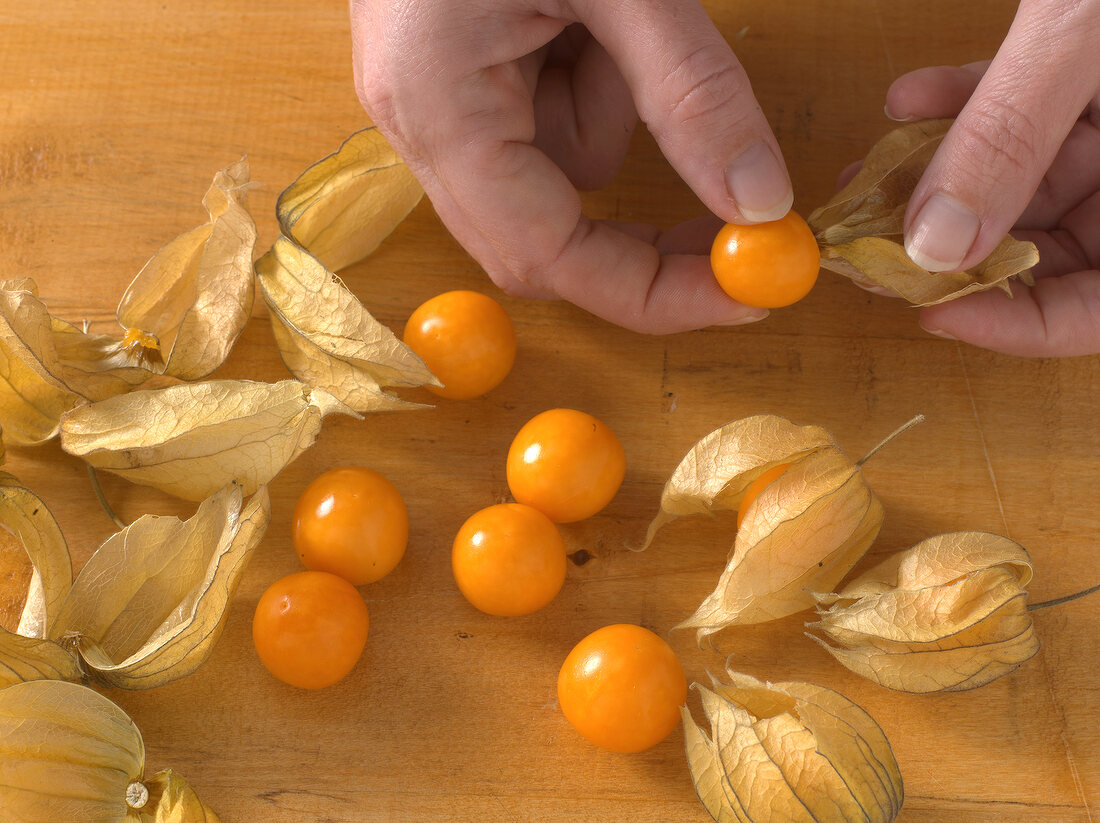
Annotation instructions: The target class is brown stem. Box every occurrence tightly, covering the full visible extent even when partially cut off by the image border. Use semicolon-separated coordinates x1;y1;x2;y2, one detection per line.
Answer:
87;465;125;530
1028;583;1100;611
857;414;926;466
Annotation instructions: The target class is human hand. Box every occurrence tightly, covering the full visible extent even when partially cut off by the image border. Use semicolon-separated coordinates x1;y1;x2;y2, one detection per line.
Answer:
350;0;794;333
888;2;1100;357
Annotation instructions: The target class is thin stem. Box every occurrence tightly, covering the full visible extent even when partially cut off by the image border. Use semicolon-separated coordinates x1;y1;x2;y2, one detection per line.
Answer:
858;414;926;466
1028;582;1100;611
87;465;125;530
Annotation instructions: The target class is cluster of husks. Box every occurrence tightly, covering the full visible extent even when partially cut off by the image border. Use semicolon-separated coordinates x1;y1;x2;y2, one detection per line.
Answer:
0;129;435;822
653;412;1042;823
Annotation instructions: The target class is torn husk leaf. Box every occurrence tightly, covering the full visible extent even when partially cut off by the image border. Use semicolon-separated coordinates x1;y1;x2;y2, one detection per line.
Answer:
49;485;270;690
808;119;1038;306
807;531;1039;692
256;235;438;410
275;126;424;272
683;672;903;823
116;158;257;380
0;679;219;822
645;415;885;641
0;471;72;639
0;279;153;446
58;379;358;501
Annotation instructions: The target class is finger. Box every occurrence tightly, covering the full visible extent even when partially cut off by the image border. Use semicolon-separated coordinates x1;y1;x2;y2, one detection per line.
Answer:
903;2;1100;274
416;162;560;300
836;160;862;190
1016;118;1100;229
532;26;638;190
372;43;763;332
654;215;723;254
885;66;1100;230
1012;230;1092;281
884;63;986;121
578;0;793;224
1012;187;1100;280
918;271;1100;357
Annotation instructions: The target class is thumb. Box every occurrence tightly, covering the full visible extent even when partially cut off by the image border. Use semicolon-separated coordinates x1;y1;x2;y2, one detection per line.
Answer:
578;0;792;224
904;0;1100;273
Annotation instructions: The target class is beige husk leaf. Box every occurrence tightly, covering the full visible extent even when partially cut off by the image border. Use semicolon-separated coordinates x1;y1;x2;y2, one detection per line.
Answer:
275;126;424;272
0;279;153;445
683;671;903;822
807;531;1039;692
0;472;72;640
808;119;1038;306
0;632;83;689
644;415;884;642
49;485;270;690
116;158;257;380
256;235;438;410
139;769;222;823
58;379;358;501
0;679;220;822
0;472;83;687
641;414;837;548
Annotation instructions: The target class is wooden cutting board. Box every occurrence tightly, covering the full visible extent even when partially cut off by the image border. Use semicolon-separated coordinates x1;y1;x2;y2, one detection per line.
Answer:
1;1;1097;820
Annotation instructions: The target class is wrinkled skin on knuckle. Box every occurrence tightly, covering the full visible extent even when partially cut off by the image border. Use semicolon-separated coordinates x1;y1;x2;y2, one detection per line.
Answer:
957;93;1047;181
652;42;749;129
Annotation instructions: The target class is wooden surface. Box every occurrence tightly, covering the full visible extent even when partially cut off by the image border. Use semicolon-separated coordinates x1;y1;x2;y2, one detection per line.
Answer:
2;1;1098;821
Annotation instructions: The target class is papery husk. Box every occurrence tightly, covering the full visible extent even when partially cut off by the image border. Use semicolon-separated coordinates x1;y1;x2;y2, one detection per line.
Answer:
0;679;145;822
808;119;1038;306
0;679;220;822
0;631;83;689
808;532;1039;692
256;235;437;410
680;448;884;638
0;472;82;688
275;126;424;272
0;279;152;445
645;415;884;641
116;158;257;380
137;769;222;823
0;472;72;639
682;672;903;823
50;486;270;689
58;379;358;501
641;414;837;549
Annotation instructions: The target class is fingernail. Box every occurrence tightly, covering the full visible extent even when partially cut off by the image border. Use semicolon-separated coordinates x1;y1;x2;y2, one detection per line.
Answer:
905;193;980;272
724;143;793;223
884;103;916;122
716;309;770;326
921;324;958;341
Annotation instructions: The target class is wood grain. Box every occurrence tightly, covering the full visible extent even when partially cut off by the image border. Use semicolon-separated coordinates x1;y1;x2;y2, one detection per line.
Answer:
1;1;1097;821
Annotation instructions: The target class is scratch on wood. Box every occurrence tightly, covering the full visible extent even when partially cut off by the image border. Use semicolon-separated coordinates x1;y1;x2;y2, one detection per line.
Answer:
1058;726;1094;823
871;0;897;80
957;346;1010;537
493;794;520;823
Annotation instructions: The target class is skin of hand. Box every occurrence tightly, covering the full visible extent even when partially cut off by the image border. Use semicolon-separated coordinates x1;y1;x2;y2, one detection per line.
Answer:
350;0;795;334
889;1;1100;357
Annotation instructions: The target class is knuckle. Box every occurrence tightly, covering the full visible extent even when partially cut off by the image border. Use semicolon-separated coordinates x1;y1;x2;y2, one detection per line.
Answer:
656;43;749;128
355;73;399;132
956;96;1046;178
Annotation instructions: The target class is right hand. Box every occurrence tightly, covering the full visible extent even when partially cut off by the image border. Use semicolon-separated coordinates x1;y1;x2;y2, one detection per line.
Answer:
350;0;793;333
